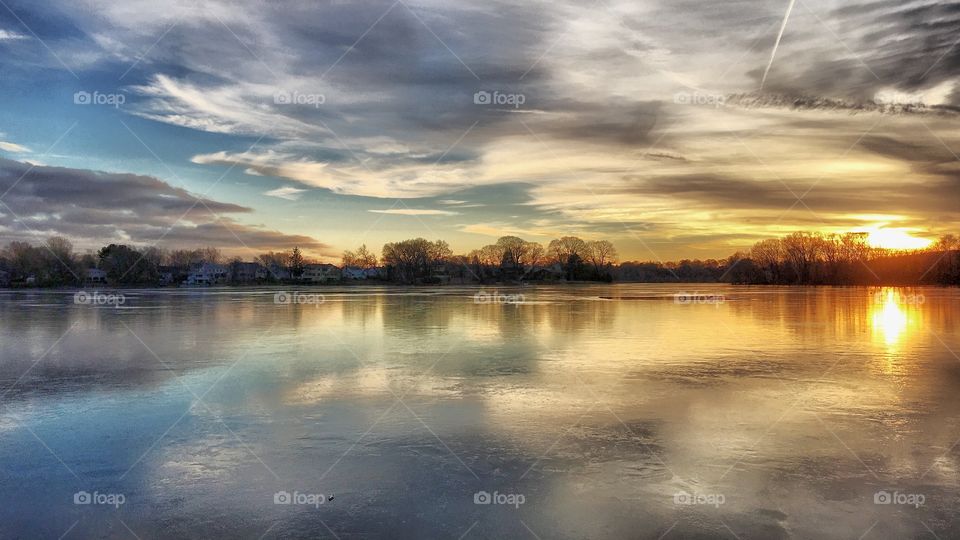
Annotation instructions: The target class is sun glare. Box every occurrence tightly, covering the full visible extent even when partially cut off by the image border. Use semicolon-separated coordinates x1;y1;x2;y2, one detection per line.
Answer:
865;228;932;250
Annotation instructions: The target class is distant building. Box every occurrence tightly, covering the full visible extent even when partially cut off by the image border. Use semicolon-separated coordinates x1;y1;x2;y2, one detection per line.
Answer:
157;265;178;286
342;266;367;280
301;263;341;283
0;270;9;287
233;262;267;283
184;263;228;286
266;264;291;281
85;268;108;284
541;262;565;280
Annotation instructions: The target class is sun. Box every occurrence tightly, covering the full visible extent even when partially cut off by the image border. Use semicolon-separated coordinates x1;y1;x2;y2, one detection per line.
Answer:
865;228;932;250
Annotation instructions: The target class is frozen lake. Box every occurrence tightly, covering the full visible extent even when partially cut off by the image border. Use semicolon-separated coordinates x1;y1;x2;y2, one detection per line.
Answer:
1;284;959;538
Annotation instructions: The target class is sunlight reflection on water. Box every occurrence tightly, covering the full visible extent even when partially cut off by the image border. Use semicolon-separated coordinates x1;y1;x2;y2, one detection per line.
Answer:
0;284;959;539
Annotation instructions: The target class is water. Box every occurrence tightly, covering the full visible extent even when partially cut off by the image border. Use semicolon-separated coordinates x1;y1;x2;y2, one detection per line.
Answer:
1;284;958;539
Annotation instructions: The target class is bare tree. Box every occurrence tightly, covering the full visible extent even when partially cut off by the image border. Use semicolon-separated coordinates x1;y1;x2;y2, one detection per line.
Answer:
585;240;618;273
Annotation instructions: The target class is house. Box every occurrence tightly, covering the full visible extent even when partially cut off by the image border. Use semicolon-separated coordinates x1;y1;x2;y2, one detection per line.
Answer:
233;262;267;283
85;268;108;284
184;263;228;286
301;263;341;283
364;267;383;279
157;265;178;286
341;266;367;280
537;262;565;281
0;270;9;287
266;264;291;281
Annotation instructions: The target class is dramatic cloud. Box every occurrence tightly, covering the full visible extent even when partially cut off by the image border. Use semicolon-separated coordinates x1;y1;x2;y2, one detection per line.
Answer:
0;158;329;255
0;0;958;258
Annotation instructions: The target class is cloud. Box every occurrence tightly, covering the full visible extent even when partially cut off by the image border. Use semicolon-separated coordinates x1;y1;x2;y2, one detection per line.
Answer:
0;142;30;153
0;29;27;41
0;158;329;254
368;208;459;216
263;186;307;200
5;0;960;258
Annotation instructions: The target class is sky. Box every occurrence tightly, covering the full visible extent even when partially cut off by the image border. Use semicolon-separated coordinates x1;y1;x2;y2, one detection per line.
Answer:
0;0;958;262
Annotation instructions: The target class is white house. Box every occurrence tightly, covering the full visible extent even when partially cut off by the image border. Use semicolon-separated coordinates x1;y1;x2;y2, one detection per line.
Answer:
85;268;108;284
301;263;341;283
341;266;367;280
234;262;267;283
184;263;228;286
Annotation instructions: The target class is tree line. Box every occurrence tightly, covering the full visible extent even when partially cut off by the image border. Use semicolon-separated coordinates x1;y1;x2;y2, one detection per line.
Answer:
0;235;620;286
1;231;958;287
614;232;960;286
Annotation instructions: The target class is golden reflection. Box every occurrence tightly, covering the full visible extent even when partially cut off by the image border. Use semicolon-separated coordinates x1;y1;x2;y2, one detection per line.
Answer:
872;290;908;346
869;288;922;353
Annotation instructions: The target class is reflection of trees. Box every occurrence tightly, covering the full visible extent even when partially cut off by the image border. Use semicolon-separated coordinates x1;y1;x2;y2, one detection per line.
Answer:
338;292;381;327
379;293;456;336
725;287;957;345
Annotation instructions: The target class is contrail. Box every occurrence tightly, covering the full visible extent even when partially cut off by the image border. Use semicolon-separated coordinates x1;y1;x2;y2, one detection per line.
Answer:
761;0;796;90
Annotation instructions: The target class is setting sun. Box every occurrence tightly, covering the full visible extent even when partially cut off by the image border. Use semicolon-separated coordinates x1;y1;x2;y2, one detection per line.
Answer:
865;228;933;250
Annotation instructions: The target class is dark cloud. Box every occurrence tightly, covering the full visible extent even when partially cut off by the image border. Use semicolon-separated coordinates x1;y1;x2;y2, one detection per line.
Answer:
0;158;328;253
617;172;960;216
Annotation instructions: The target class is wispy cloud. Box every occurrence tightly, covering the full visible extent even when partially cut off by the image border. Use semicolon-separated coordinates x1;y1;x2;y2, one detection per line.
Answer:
0;29;27;41
264;186;308;200
0;141;30;153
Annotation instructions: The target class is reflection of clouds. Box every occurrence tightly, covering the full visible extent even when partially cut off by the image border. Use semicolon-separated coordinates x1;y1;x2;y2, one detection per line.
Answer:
156;433;249;482
284;367;460;406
